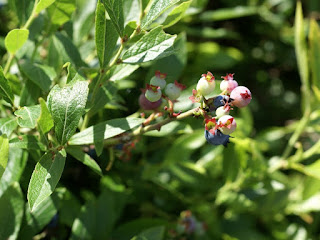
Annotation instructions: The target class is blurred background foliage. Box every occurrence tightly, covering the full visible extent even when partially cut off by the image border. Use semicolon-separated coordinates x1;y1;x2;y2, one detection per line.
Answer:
1;0;320;239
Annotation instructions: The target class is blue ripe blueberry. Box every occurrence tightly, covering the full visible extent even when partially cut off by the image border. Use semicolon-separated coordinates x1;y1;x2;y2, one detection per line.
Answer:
204;129;230;147
213;95;229;108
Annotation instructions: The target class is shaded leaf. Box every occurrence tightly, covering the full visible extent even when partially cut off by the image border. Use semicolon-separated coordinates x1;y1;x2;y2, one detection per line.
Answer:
0;66;14;105
122;26;176;64
67;146;102;176
68;117;144;145
37;98;54;135
19;60;52;91
27;150;66;211
0;135;9;179
14;105;41;128
5;29;29;54
141;0;180;29
95;0;119;68
309;19;320;88
9;135;46;151
47;81;89;145
9;0;34;25
103;0;124;37
0;183;24;240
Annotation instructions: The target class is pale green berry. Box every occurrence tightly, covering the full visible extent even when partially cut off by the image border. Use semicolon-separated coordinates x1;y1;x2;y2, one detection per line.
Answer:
150;76;166;89
145;85;162;102
215;106;230;118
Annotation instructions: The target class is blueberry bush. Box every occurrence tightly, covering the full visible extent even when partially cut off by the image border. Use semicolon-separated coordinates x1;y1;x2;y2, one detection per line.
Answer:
0;0;320;239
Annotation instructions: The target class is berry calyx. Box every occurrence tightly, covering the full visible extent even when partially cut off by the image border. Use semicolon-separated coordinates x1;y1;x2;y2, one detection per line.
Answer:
189;89;202;103
165;80;186;100
220;73;238;94
150;70;167;89
218;115;236;135
205;118;218;135
145;84;162;102
230;86;252;108
196;72;215;97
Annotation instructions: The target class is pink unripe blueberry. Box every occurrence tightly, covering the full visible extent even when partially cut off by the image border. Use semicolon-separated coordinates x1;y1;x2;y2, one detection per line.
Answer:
139;93;162;110
165;80;186;100
220;74;238;94
196;72;215;97
145;84;162;102
230;86;252;108
150;70;167;89
218;115;236;135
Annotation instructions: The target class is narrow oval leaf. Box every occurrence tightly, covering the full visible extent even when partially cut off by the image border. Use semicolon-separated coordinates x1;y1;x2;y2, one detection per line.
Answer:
68;117;144;145
309;19;320;88
295;1;309;110
0;135;9;179
27;150;66;211
47;0;76;26
67;146;102;176
162;1;192;28
14;105;41;128
47;81;89;145
37;98;54;134
19;60;52;91
95;0;119;68
0;118;18;137
122;26;177;64
0;66;14;105
141;0;180;29
35;0;56;14
0;183;24;240
103;0;124;37
5;29;29;54
9;135;46;151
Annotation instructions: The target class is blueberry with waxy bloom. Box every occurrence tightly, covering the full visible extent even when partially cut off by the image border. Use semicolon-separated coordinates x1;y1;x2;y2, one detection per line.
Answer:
196;71;215;97
230;86;252;108
145;84;162;102
165;80;186;100
204;129;230;147
220;73;238;94
150;70;167;89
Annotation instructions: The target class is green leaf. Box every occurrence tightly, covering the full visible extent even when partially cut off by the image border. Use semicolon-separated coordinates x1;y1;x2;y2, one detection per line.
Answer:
309;19;320;88
47;0;76;27
37;98;54;134
20;80;41;106
67;146;102;176
0;148;28;197
107;64;139;81
163;1;191;28
47;81;89;145
9;135;46;151
122;26;177;64
0;135;9;179
9;0;34;25
141;0;180;29
0;66;14;105
27;150;66;211
53;33;86;68
95;0;119;68
4;29;29;54
0;183;24;240
19;60;52;91
19;190;61;239
0;118;18;137
135;226;165;240
103;0;124;37
68;117;144;145
199;6;259;22
295;1;309;111
35;0;56;14
14;105;41;128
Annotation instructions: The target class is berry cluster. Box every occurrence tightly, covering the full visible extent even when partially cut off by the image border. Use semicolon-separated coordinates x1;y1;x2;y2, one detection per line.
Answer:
139;71;186;111
190;72;252;147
